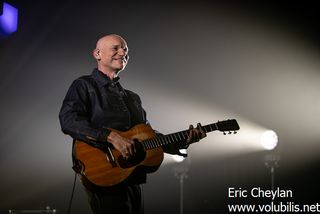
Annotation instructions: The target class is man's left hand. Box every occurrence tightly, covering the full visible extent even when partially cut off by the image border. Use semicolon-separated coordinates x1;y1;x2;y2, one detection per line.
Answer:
186;123;206;145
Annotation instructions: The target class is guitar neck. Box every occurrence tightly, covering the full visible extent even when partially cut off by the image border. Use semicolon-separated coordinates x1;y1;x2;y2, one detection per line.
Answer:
141;123;218;151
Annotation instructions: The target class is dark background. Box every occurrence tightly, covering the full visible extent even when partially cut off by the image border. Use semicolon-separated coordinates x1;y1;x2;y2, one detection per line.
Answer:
1;1;320;213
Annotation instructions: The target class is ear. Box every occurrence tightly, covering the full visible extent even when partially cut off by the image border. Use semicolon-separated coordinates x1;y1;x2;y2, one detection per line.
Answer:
93;49;101;60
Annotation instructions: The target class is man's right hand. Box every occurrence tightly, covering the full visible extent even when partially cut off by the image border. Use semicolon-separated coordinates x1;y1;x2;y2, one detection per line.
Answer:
107;131;135;159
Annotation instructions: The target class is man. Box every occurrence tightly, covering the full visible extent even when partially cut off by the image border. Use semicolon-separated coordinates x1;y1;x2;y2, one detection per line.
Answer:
59;34;205;214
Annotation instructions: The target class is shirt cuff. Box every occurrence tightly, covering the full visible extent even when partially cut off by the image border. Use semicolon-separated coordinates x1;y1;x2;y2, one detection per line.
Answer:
96;128;111;142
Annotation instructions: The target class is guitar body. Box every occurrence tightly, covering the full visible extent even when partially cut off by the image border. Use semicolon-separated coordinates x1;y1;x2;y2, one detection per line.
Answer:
72;119;239;187
74;124;164;187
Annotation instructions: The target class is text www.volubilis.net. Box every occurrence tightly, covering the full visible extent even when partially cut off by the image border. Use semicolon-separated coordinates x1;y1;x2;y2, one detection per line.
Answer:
228;201;320;213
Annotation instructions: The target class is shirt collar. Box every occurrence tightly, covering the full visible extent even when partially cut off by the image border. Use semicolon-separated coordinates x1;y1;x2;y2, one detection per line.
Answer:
92;68;120;87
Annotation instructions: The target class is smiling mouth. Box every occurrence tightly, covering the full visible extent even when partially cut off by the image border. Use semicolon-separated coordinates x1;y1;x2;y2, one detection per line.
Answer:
113;58;126;63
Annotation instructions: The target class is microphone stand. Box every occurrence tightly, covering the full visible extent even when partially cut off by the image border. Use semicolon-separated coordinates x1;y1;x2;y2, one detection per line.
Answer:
264;153;280;214
173;155;190;214
265;153;280;191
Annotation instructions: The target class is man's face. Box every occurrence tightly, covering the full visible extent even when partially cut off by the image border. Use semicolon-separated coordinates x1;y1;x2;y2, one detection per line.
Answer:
96;36;129;72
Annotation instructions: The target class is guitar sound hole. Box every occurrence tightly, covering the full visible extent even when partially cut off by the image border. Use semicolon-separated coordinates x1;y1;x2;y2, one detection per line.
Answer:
117;140;146;168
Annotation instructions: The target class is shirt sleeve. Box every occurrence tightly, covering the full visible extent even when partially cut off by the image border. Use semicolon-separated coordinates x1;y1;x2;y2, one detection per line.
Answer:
59;79;110;145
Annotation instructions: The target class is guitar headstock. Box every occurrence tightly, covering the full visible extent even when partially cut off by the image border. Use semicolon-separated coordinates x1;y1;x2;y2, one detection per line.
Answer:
216;119;240;135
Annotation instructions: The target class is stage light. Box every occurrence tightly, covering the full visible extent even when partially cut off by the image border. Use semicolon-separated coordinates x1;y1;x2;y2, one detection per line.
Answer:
260;130;278;150
0;2;18;38
172;149;187;162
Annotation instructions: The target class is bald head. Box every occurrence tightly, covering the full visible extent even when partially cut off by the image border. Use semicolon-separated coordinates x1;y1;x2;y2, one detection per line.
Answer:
95;34;127;50
93;34;129;79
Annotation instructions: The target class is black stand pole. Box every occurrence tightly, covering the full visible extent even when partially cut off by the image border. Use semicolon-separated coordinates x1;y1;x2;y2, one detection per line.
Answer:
265;153;280;214
174;156;190;214
174;165;188;214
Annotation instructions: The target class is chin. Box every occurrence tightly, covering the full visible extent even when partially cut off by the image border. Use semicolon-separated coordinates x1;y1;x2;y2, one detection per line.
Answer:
116;67;125;74
113;63;126;71
119;65;127;71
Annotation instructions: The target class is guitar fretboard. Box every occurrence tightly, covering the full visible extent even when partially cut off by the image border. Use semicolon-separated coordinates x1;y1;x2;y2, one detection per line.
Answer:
141;123;218;150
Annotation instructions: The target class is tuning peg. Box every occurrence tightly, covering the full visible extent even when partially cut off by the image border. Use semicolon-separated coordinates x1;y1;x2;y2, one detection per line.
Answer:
228;131;232;134
223;132;226;135
233;131;237;134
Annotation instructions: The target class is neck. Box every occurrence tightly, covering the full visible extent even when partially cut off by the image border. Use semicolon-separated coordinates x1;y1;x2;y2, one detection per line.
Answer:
98;67;119;80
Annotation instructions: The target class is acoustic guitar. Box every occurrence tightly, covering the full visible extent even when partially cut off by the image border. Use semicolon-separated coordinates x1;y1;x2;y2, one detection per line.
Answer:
73;119;239;187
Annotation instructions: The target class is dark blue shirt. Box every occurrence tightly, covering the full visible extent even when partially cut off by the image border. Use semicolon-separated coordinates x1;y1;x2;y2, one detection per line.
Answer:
59;68;147;147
